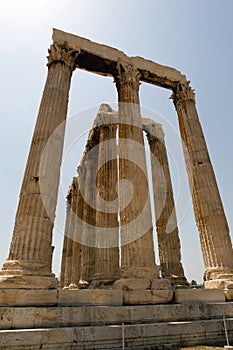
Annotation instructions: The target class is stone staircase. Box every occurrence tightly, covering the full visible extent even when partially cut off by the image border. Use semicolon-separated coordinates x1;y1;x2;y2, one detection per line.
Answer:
1;302;233;349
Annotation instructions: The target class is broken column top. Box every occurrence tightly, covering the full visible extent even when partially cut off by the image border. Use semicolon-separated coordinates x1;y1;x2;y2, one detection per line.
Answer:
142;118;164;140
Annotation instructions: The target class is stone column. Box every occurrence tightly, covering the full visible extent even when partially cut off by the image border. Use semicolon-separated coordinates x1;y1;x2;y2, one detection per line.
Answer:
114;61;158;277
79;127;100;284
172;81;233;288
143;119;188;287
69;177;83;288
91;110;119;284
0;43;78;289
60;187;72;289
60;177;80;289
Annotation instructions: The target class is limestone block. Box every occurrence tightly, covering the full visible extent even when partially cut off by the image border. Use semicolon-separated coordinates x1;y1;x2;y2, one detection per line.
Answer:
0;275;57;289
120;266;158;280
174;289;225;303
12;308;36;329
61;307;91;327
0;317;232;349
1;302;233;332
0;289;57;306
58;289;92;306
0;308;14;329
91;290;123;305
113;278;151;291
123;290;173;305
151;278;171;290
90;306;131;325
0;327;74;349
58;289;123;306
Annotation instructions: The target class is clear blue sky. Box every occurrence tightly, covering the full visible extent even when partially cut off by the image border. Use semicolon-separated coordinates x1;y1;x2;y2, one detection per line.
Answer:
1;0;233;283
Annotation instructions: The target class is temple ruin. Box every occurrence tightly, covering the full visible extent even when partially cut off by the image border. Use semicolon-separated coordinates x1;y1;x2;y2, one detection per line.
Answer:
60;106;188;293
1;29;233;349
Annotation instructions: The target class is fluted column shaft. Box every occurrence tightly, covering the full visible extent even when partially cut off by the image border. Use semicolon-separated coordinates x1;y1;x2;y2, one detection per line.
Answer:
114;62;156;272
60;177;80;288
93;116;119;281
0;44;77;289
172;81;233;285
60;191;72;288
144;121;188;286
79;128;100;283
69;177;83;287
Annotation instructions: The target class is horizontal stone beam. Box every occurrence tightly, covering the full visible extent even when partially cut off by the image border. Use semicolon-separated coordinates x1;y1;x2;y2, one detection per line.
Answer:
52;29;187;89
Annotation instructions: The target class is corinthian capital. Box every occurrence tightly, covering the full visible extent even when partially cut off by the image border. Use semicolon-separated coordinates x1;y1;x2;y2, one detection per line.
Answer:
47;43;80;71
171;81;195;107
114;59;141;91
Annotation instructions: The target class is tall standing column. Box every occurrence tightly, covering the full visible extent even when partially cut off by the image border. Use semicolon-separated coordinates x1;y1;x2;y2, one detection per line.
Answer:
60;186;72;289
60;177;80;289
92;111;119;283
172;81;233;288
79;127;100;283
114;61;157;276
144;120;188;287
0;43;78;289
69;177;83;288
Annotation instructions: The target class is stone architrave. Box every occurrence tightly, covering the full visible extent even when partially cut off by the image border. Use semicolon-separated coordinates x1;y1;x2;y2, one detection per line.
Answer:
114;62;158;277
0;44;78;289
143;119;188;287
92;107;120;284
172;81;233;288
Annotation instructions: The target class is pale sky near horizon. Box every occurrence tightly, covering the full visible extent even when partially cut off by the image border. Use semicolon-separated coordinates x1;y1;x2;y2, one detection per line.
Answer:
1;0;233;283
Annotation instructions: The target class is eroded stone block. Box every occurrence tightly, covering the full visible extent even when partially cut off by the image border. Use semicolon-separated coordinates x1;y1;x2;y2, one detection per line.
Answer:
0;289;57;306
175;289;225;303
58;289;92;306
113;277;151;291
123;289;173;305
58;289;123;306
120;266;158;280
91;290;123;305
151;278;171;290
0;275;57;289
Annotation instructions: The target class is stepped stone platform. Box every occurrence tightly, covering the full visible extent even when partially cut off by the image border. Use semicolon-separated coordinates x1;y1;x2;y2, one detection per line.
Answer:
0;288;226;307
1;301;233;349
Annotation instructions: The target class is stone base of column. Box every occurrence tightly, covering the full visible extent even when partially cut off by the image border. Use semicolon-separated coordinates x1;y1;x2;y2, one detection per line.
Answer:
88;280;117;289
0;260;57;289
160;263;189;288
119;266;159;279
204;268;233;289
89;270;120;289
63;283;79;290
169;276;189;288
63;280;117;290
63;280;89;290
204;278;233;289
